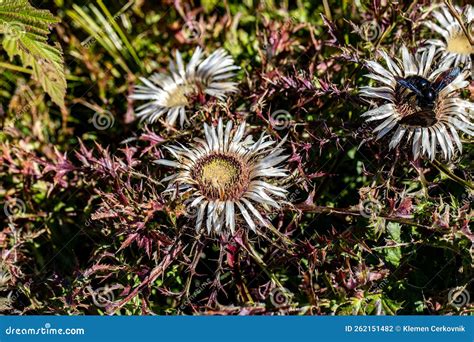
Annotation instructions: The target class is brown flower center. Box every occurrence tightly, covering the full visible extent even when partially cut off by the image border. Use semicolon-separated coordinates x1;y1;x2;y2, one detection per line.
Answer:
192;154;250;201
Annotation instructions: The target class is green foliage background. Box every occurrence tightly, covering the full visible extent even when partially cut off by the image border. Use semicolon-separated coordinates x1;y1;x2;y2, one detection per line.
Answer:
0;0;472;315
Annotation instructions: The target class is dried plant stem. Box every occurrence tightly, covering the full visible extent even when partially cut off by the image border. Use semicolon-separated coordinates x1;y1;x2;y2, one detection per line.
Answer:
0;62;83;81
128;170;163;186
372;1;420;51
430;160;474;190
110;243;183;312
293;204;432;229
265;222;295;247
255;228;295;255
322;0;332;21
243;238;284;289
415;164;430;197
374;23;396;50
181;240;206;302
371;241;423;250
444;0;474;45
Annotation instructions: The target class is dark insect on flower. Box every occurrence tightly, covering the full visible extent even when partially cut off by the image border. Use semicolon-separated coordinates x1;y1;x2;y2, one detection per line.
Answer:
360;46;474;160
396;67;460;108
395;67;460;127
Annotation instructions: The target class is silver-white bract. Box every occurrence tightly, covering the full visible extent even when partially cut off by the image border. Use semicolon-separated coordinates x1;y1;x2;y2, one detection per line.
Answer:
156;119;289;234
130;48;239;127
424;4;473;68
360;46;474;160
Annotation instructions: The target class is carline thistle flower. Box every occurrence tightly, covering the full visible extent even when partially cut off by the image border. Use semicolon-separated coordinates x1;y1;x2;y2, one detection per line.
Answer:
424;4;473;69
130;47;239;127
156;119;289;234
360;46;474;160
